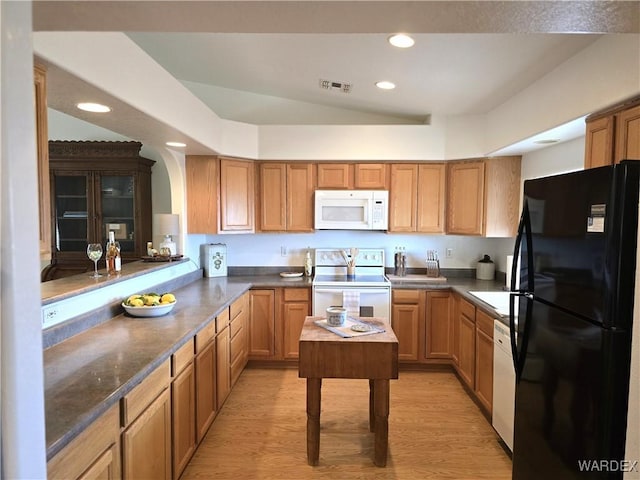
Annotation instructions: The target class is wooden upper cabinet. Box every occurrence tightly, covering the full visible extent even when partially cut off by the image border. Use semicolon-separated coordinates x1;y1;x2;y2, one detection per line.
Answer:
389;164;418;232
417;164;446;233
615;103;640;163
34;64;51;263
286;163;316;231
446;157;521;237
219;157;255;233
389;163;446;233
585;116;615;169
186;155;219;234
584;96;640;168
447;161;485;235
355;163;387;189
317;163;351;189
317;163;386;189
258;163;287;231
258;162;315;232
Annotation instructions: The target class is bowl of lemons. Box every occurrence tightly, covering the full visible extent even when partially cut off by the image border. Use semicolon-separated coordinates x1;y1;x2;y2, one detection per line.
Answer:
122;292;176;318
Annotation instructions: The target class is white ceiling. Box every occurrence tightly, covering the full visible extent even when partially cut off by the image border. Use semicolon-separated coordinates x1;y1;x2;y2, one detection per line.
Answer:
32;1;640;154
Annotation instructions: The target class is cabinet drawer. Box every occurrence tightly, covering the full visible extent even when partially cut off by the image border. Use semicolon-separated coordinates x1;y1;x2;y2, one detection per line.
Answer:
459;297;476;321
195;319;216;353
230;326;245;364
476;309;494;338
172;338;194;376
230;312;244;339
230;293;248;320
121;359;171;426
216;308;230;332
284;288;309;302
392;289;420;304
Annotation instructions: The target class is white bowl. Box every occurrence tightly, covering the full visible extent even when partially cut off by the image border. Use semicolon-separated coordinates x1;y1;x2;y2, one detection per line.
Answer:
122;301;176;318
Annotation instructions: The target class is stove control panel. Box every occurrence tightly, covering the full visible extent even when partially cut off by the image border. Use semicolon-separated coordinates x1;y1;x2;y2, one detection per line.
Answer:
314;248;385;267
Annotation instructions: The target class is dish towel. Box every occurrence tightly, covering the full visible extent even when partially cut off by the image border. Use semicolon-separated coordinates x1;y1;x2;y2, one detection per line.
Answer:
343;291;361;317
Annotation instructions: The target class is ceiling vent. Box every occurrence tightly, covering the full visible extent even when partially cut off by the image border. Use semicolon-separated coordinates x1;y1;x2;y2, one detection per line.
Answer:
319;79;352;93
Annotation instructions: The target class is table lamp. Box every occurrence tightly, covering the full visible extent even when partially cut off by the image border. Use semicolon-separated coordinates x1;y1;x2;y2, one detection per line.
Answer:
154;213;179;255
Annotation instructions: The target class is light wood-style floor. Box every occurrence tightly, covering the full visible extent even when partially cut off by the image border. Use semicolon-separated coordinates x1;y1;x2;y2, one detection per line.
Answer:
181;368;512;480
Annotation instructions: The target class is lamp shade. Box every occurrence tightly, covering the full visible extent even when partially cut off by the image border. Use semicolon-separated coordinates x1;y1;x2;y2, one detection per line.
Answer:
154;213;179;236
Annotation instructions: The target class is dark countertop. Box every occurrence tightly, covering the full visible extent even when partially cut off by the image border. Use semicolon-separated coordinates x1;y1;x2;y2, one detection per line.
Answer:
44;271;508;460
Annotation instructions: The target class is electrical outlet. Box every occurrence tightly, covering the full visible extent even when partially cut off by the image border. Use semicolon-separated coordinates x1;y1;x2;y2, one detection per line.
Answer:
42;305;59;325
280;246;287;256
446;248;453;258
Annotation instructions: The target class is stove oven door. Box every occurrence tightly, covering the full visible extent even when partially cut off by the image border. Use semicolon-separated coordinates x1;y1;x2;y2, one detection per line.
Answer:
312;286;391;321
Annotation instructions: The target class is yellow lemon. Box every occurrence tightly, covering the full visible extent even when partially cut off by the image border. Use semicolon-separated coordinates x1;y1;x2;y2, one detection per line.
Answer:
130;298;144;307
143;295;159;306
161;293;176;303
126;294;142;304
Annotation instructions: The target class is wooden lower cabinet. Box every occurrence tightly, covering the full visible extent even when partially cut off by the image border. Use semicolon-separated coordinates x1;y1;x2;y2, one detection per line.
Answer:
249;289;276;358
230;292;250;385
391;289;423;362
425;291;452;359
172;340;196;479
281;288;311;359
457;297;476;390
195;337;217;443
122;388;172;480
474;310;495;415
48;403;121;480
216;323;231;408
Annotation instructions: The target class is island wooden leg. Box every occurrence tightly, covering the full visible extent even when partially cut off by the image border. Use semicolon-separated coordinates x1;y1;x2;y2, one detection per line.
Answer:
369;379;375;432
306;378;322;466
373;379;390;467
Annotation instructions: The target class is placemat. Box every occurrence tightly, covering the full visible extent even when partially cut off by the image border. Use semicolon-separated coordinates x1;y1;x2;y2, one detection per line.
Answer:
314;317;386;338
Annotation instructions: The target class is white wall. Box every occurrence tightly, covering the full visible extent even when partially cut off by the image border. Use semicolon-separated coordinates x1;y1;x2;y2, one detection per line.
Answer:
521;136;584;181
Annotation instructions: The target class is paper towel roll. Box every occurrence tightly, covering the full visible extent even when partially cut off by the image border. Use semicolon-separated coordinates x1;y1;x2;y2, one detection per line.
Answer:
506;255;514;290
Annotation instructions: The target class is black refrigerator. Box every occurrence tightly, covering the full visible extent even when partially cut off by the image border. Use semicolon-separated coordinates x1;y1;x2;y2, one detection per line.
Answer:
510;160;639;479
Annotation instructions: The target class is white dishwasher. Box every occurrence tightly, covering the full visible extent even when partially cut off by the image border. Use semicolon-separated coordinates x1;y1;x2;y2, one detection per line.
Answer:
492;319;515;452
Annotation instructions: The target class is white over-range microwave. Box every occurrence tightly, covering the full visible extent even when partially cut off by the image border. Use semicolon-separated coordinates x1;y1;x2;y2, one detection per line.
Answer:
314;190;389;230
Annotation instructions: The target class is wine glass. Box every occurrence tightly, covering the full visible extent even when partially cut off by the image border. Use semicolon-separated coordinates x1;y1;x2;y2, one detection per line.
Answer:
87;243;103;278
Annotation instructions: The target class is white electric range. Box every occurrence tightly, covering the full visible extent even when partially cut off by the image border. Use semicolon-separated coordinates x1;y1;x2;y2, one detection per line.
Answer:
312;248;391;321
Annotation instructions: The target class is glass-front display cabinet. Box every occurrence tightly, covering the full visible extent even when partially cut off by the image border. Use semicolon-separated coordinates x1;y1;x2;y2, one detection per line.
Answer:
42;141;155;281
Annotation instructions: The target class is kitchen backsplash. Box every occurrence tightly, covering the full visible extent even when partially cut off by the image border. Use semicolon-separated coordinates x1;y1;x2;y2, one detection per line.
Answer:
187;231;515;273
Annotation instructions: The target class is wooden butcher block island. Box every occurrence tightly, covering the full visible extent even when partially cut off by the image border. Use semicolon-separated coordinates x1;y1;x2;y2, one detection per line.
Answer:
298;316;399;467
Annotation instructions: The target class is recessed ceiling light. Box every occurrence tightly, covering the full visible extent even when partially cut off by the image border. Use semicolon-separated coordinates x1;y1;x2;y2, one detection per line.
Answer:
76;102;111;113
376;81;396;90
388;34;415;48
166;141;187;148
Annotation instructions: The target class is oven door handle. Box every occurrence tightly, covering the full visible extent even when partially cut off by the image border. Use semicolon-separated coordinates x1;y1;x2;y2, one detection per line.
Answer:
313;288;390;294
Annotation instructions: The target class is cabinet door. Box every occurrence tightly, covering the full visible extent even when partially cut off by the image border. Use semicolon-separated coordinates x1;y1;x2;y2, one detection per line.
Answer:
425;292;452;359
615;104;640;163
195;340;216;443
447;161;485;235
391;303;420;362
355;163;387;189
52;172;92;255
258;163;286;231
216;326;231;408
585;116;615;168
186;155;219;234
475;316;494;415
172;363;196;479
458;314;476;390
287;163;316;232
417;164;446;233
389;164;418;232
451;297;460;366
282;302;309;359
219;158;255;232
100;174;136;252
317;163;352;188
122;388;171;480
77;444;119;480
35;64;51;262
249;289;276;358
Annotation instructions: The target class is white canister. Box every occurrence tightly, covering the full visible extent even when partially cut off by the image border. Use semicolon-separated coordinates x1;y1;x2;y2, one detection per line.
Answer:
202;243;228;277
476;254;495;280
326;307;347;327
